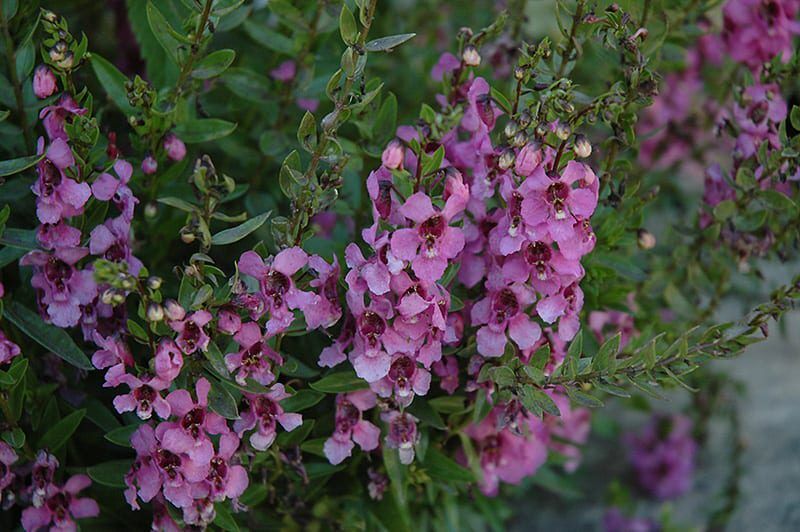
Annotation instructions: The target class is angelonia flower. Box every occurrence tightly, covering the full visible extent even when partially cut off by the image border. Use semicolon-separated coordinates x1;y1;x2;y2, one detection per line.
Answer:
163;134;187;162
382;410;419;465
722;0;800;72
323;390;380;465
21;474;99;532
625;414;697;500
0;441;17;497
0;329;21;365
33;65;58;99
270;60;296;82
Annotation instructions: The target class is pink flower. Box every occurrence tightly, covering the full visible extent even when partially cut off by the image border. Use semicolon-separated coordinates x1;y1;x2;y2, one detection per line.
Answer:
536;282;584;342
433;356;459;394
390;191;466;283
21;474;100;532
319;312;355;368
237;248;315;335
501;238;583;295
383;411;419;464
305;255;342;330
471;275;541;357
0;330;21;365
33;65;58;99
21;246;97;328
162;378;229;464
733;83;787;158
91;159;138;220
89;216;143;275
30;451;58;506
169;310;213;354
37;221;82;250
371;354;431;406
521;161;598;245
0;441;17;493
217;306;242;335
234;384;302;451
39;95;86;141
142;155;158;175
32;137;91;224
154;339;184;383
347;292;411;382
515;142;543;176
205;432;249;501
163;134;186;161
431;52;460;82
224;322;282;386
723;0;800;71
113;373;172;420
323;390;380;465
296;98;319;112
270;60;296;82
381;139;404;169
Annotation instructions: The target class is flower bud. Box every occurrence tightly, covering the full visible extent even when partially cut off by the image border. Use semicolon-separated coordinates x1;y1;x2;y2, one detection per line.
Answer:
381;139;404;170
101;289;116;305
56;52;74;70
515;143;542;176
637;229;656;250
462;45;481;67
504;120;519;139
511;131;527;148
42;10;58;23
555;123;571;141
33;66;57;99
535;123;548;138
144;202;158;218
141;156;158;175
513;65;526;81
180;228;196;244
518;110;532;128
120;275;135;291
147;276;163;290
163;134;186;162
573;134;592;158
48;47;65;63
164;299;186;321
146;303;165;322
498;148;515;170
111;292;126;306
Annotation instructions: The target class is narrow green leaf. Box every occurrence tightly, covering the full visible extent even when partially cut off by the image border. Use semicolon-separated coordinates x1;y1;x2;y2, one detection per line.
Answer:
88;459;131;488
4;302;93;370
280;389;325;412
192;49;236;79
211;211;270;246
310;370;368;393
422;447;475;483
90;54;134;114
0;153;41;177
146;1;182;64
592;332;621;372
38;409;86;452
104;424;140;447
174;119;237;143
365;33;416;52
339;4;358;44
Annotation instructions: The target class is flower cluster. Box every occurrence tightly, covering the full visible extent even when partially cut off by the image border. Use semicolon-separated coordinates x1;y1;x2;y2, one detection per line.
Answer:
625;414;697;500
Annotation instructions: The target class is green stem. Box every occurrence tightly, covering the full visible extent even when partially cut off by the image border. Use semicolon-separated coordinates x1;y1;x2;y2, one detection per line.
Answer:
555;0;585;79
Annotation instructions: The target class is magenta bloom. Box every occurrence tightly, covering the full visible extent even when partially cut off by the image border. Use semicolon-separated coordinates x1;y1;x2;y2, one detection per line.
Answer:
234;384;302;451
33;65;58;99
89;216;143;275
390;191;466;283
217;305;242;335
21;474;100;532
723;0;800;71
37;221;82;250
0;441;17;493
224;322;282;386
733;83;787;158
237;248;315;335
536;282;584;342
465;407;547;496
382;410;419;465
30;451;59;506
471;277;541;357
204;432;248;502
625;414;697;500
169;310;213;354
347;292;412;382
270;60;296;82
381;139;404;170
502;238;583;295
32;137;91;224
323;390;380;465
21;246;97;328
91;159;137;220
154;339;184;383
163;134;187;161
113;373;172;420
432;356;459;394
371;354;431;406
0;329;21;365
39;95;86;141
162;378;230;464
305;254;342;330
521;161;598;245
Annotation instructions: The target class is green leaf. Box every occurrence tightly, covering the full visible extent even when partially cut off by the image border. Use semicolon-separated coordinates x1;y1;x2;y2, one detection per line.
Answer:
296;111;317;152
242;20;297;54
88;459;131;488
104;424;140;447
15;41;34;80
791;105;800;131
1;427;25;448
211;211;270;246
173;119;237;143
421;145;445;176
213;502;241;532
146;1;182;64
0;357;27;389
280;389;325;412
422;447;474;483
339;3;358;44
208;380;239;420
712;199;736;221
565;387;604;408
223;67;272;102
91;54;134;115
428;396;467;414
364;33;416;52
382;445;412;531
157;196;198;212
488;366;515;387
407;399;446;430
758;189;798;213
373;92;397;143
276;419;314;447
0;153;41;177
38;409;86;452
192;49;236;79
592;332;621;372
490;87;512;115
4;302;93;370
310;370;368;393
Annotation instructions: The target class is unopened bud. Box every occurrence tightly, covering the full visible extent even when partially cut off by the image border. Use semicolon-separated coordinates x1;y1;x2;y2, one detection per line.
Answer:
42;10;58;23
120;276;135;291
513;65;526;81
111;292;126;306
146;303;164;322
48;47;65;63
56;52;74;70
511;131;527;148
535;123;549;138
141;155;158;175
555;123;571;141
504;120;519;139
101;288;116;305
462;45;481;67
498;148;515;170
637;229;656;250
518;110;532;129
180;228;196;244
144;202;158;218
573;134;592;158
146;276;163;290
164;299;185;321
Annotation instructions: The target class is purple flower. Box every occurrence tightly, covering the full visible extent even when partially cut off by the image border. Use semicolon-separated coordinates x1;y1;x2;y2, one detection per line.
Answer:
33;65;58;99
521;161;598;245
21;246;97;328
270;60;296;82
89;216;143;275
163;134;186;161
224;322;282;386
323;390;380;465
347;292;411;382
141;155;158;175
205;432;249;502
21;474;100;532
234;384;302;451
723;0;800;71
471;275;541;357
113;373;172;420
305;255;342;330
501;238;583;295
37;221;82;250
381;139;404;170
91;159;138;220
603;508;661;532
371;354;431;406
0;441;17;494
154;339;184;383
536;282;584;342
0;329;21;365
162;378;230;464
433;356;459;394
431;52;460;82
39;95;86;141
237;248;315;335
30;451;59;507
32;137;91;224
382;410;419;465
390;191;466;283
169;310;213;354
